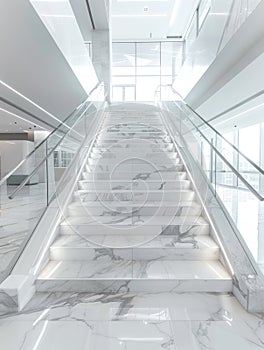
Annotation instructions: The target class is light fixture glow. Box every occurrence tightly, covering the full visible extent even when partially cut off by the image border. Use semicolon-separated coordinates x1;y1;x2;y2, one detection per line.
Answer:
41;14;74;18
112;14;167;17
0;108;44;129
169;0;181;27
32;320;48;350
116;0;168;2
0;80;66;127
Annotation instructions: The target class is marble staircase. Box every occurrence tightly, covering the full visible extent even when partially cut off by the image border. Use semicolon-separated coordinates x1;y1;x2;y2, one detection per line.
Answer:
36;104;232;293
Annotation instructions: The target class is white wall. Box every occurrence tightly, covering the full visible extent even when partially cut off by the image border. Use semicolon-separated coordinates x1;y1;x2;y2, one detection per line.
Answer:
0;0;91;129
30;0;98;94
0;141;34;178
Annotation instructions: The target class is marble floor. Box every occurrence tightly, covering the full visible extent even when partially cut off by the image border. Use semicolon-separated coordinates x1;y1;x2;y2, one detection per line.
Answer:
0;291;264;349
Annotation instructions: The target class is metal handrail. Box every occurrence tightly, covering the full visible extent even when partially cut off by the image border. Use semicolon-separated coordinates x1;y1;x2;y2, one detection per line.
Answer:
0;82;101;188
169;86;264;175
208;88;264;123
8;91;104;200
155;85;264;201
181;111;264;201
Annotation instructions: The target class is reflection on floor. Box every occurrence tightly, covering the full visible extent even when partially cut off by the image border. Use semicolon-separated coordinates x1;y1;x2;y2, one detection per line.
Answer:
0;184;47;278
216;185;264;264
0;292;264;349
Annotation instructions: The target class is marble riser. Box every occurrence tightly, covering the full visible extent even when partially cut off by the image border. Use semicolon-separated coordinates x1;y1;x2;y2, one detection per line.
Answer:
97;131;168;136
82;171;187;181
85;164;183;173
77;180;191;191
87;158;181;167
102;120;162;124
36;279;232;293
66;203;202;217
59;223;210;237
50;246;219;262
96;136;169;141
73;190;195;202
61;214;207;226
103;119;162;123
94;141;172;147
101;130;167;134
91;145;175;153
89;151;178;160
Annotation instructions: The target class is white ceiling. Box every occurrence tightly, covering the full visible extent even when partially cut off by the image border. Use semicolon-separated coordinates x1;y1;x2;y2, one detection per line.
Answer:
111;0;199;40
0;107;44;133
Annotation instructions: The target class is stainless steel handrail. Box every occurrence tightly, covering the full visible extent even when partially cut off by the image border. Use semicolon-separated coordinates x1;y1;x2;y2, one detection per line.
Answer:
0;82;101;187
170;86;264;175
208;88;264;123
155;85;264;201
0;95;57;129
9;94;104;200
181;112;264;201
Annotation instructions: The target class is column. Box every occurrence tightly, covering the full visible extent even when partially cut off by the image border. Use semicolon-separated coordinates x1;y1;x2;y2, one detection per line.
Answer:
92;30;112;103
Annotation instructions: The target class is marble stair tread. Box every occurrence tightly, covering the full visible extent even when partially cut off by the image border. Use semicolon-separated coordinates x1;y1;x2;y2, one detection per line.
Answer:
37;260;231;286
87;157;180;164
73;189;195;202
90;152;178;159
60;215;208;226
82;171;187;181
74;188;193;195
85;164;184;173
51;234;217;250
50;235;219;261
78;179;191;190
60;222;209;237
68;199;200;209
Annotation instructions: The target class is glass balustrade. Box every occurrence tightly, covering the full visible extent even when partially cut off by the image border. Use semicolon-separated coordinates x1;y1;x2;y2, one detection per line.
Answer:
157;87;264;273
0;84;105;282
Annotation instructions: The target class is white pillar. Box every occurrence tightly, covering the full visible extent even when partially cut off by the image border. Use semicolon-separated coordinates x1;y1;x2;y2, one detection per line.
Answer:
92;30;112;102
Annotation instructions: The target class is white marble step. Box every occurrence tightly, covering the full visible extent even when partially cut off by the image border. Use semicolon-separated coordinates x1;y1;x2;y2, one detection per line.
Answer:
95;140;172;146
78;180;191;191
60;214;208;227
36;260;232;293
59;215;210;237
82;171;187;181
86;164;183;173
95;134;170;140
87;158;181;166
67;200;202;217
85;162;184;173
92;144;175;153
89;151;178;160
73;188;195;202
50;235;219;261
101;129;167;134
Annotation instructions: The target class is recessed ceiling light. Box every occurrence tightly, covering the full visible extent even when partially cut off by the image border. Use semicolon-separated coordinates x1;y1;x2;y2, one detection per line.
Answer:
116;0;167;2
112;14;167;17
0;108;44;129
41;15;74;18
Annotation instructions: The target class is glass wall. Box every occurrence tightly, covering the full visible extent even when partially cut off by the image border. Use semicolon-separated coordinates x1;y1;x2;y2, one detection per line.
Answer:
112;41;184;101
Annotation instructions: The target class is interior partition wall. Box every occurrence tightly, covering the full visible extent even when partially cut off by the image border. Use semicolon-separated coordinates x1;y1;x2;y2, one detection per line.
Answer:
112;41;184;102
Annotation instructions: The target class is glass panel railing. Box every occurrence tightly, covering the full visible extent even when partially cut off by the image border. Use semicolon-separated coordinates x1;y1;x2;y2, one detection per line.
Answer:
156;87;264;271
0;84;105;282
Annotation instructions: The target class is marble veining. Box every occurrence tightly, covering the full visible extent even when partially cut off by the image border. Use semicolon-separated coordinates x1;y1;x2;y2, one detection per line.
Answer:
0;291;264;349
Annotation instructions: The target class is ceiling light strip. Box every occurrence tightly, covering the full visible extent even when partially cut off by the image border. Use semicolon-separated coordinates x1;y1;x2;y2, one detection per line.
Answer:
0;96;56;129
112;14;167;17
85;0;95;30
0;80;62;127
0;107;45;129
